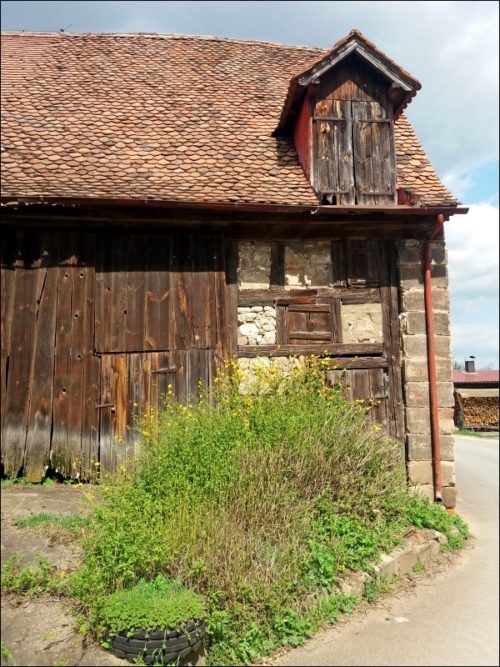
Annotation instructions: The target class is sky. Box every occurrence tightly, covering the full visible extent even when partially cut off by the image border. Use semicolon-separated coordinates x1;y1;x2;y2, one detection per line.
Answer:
2;0;499;368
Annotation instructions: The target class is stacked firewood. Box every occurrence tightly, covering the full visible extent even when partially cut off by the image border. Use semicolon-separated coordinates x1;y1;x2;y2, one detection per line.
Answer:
462;397;499;428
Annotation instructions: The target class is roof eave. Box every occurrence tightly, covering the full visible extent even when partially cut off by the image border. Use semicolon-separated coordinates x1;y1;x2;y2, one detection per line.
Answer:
0;195;468;217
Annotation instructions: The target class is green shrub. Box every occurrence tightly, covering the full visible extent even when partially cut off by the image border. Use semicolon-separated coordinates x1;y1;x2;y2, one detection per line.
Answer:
92;575;204;641
69;357;468;664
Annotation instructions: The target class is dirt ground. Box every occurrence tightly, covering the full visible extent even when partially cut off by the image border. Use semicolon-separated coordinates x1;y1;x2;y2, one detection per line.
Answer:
1;485;128;667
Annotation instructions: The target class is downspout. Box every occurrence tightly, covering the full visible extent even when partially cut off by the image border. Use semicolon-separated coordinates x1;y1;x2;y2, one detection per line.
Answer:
424;213;445;502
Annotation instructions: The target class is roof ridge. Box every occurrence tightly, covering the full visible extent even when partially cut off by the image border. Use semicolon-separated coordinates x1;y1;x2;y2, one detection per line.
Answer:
0;30;325;52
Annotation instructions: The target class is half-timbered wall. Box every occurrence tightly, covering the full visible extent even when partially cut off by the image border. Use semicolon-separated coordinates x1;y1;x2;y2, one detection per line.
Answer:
1;226;456;506
236;238;404;440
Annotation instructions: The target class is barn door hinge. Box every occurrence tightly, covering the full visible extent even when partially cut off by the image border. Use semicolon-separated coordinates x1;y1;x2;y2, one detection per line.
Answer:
151;366;177;375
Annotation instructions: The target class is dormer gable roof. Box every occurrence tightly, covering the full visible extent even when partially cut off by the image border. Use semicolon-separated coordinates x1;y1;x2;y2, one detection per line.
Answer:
276;29;421;134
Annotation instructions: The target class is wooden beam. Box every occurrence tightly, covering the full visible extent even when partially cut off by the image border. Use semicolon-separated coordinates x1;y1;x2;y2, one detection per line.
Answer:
237;342;384;358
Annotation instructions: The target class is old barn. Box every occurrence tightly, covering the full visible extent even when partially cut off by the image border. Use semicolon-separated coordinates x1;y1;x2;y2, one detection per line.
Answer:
1;29;467;506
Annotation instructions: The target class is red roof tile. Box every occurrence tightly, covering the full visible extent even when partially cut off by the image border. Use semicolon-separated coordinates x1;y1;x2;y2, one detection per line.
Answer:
0;32;458;208
453;370;500;384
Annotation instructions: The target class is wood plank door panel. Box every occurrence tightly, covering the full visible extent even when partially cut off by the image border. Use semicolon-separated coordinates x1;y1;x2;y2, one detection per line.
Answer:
98;349;216;473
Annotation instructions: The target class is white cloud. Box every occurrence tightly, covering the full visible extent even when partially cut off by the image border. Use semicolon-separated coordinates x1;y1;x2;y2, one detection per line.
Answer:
446;202;499;367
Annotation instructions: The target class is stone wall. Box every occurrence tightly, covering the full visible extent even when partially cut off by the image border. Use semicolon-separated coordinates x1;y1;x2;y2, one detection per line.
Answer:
284;241;333;288
238;242;271;289
397;239;456;507
238;306;276;345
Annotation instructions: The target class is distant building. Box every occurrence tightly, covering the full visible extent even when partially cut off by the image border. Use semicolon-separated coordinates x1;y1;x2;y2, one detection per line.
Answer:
453;360;499;430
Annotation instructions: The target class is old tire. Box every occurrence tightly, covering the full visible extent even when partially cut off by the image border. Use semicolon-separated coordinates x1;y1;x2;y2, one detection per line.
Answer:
110;620;206;664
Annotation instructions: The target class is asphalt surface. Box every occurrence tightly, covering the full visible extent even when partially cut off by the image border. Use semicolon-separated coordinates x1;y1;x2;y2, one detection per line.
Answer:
278;434;499;666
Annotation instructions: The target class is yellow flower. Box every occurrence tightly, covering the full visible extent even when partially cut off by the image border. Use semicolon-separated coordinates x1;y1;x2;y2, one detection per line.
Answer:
104;486;110;493
371;424;382;431
142;430;150;437
93;461;100;467
74;483;83;489
59;571;66;579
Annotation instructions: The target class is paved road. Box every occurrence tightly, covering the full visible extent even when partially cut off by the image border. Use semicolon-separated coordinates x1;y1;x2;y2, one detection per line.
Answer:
278;435;499;666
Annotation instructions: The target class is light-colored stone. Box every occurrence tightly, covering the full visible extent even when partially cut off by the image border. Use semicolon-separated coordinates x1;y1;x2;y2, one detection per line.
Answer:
403;311;450;336
338;571;369;597
403;358;452;383
406;407;431;434
393;547;418;575
404;382;454;408
441;486;457;508
341;303;383;343
407;434;454;461
408;460;433;485
441;461;456;486
403;335;451;359
410;483;435;501
239;323;259;337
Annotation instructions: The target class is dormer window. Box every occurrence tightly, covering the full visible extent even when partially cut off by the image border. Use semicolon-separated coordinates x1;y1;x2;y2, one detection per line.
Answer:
276;30;421;207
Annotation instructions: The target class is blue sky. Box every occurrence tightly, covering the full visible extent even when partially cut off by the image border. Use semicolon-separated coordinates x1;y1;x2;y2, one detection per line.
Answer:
2;0;499;367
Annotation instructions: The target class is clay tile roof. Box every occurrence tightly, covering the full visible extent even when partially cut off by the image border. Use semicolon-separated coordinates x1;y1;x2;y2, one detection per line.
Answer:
453;370;500;385
0;31;458;208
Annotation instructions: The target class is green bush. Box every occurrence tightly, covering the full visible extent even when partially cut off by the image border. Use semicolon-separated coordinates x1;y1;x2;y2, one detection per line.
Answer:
69;357;467;665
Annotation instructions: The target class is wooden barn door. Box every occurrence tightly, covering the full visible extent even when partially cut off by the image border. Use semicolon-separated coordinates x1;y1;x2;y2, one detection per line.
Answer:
94;232;224;472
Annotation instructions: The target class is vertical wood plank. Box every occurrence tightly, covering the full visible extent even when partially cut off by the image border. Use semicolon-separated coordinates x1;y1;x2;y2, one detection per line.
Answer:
51;234;78;476
2;231;43;478
99;354;113;474
270;242;285;290
24;234;59;482
1;230;17;450
125;234;147;352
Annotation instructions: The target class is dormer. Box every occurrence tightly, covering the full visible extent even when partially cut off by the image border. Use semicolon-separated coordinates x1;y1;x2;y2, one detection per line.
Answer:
275;30;421;206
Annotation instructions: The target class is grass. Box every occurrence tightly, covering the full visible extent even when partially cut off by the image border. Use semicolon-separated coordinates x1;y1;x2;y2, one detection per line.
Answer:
61;357;469;665
14;512;87;534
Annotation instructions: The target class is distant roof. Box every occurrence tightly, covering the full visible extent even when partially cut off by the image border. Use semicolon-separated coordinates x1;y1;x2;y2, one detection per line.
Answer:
453;370;500;385
1;31;458;208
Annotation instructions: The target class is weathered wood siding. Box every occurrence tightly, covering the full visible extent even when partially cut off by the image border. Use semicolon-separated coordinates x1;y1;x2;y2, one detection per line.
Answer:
1;230;227;481
312;54;397;205
1;228;405;479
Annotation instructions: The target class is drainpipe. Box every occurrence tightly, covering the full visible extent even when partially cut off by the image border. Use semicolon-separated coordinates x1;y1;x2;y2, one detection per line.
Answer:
424;213;445;502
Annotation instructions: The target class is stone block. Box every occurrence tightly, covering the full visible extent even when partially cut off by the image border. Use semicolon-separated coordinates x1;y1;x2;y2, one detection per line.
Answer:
374;553;397;580
403;311;450;336
407;434;432;461
284;241;332;288
413;542;432;565
441;486;457;508
410;484;434;501
400;288;425;312
339;571;369;597
438;408;455;435
403;335;450;359
408;460;433;484
393;547;418;576
403;358;452;383
238;241;271;289
404;382;454;408
441;461;455;486
406;434;454;462
400;265;448;289
400;287;450;313
405;407;431;434
398;241;446;266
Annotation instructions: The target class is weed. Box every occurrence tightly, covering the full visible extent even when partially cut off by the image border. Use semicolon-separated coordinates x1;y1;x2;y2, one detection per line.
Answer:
14;512;87;534
362;575;396;603
412;561;425;573
404;497;469;550
1;555;66;597
52;661;69;667
1;642;12;660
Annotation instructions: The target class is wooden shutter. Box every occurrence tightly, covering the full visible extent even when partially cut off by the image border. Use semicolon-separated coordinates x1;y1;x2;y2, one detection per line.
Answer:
277;299;341;345
313;99;355;204
352;100;397;205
